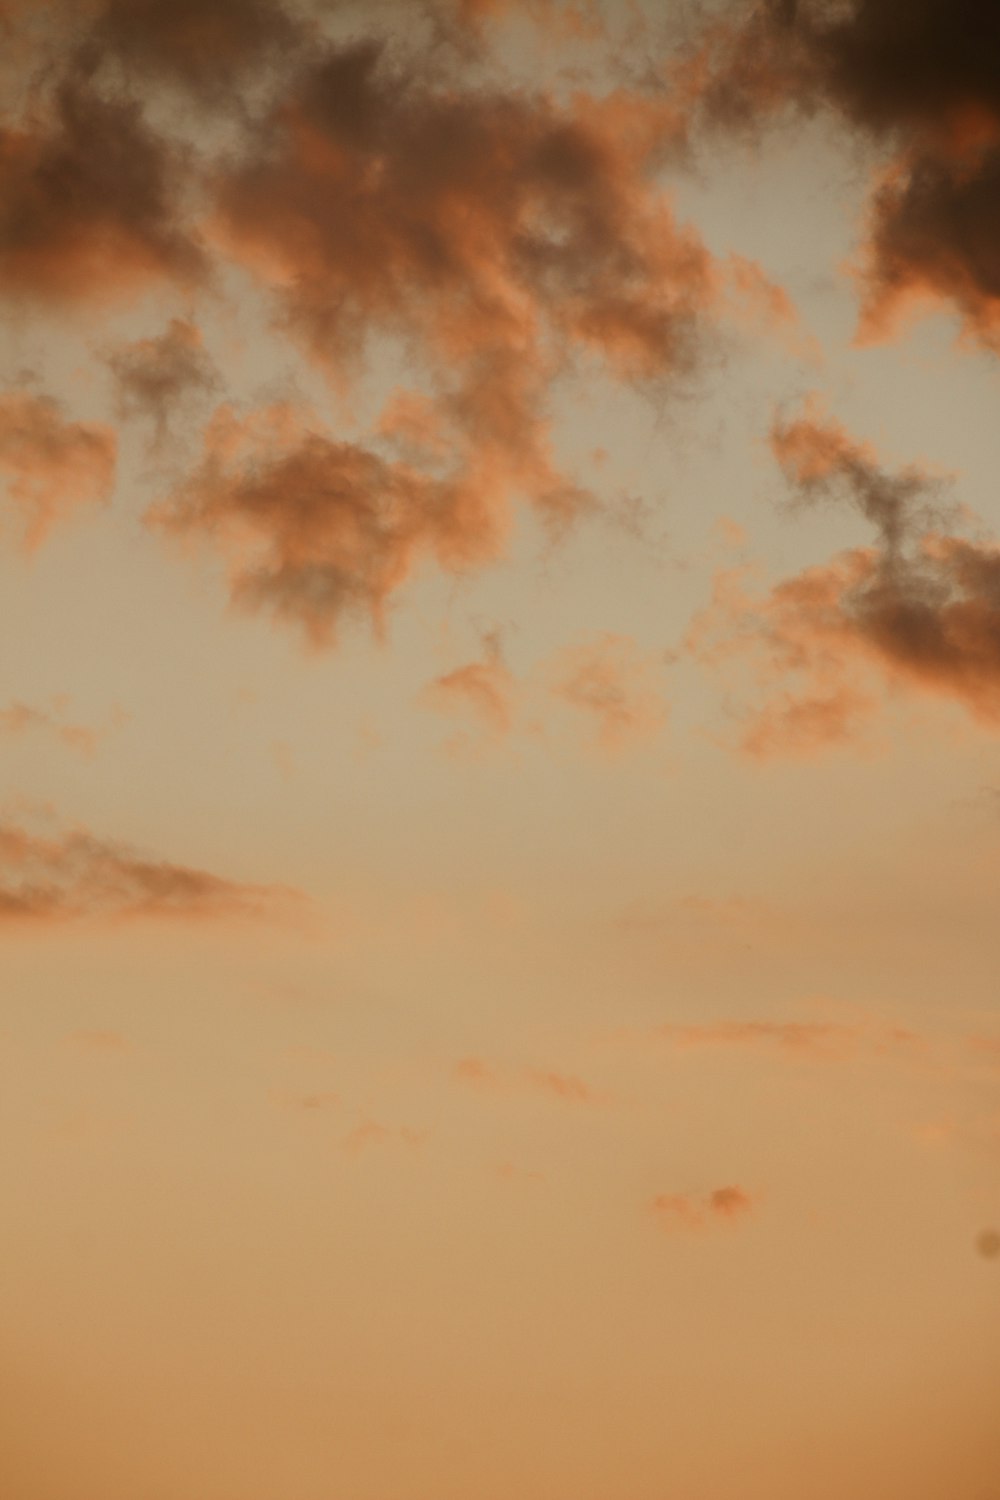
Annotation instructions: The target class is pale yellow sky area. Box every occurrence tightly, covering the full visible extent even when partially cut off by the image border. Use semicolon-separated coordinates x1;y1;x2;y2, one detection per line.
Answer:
1;1;999;1497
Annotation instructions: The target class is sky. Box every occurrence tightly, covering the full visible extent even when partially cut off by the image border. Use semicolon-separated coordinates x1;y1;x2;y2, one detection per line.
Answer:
1;1;1000;1496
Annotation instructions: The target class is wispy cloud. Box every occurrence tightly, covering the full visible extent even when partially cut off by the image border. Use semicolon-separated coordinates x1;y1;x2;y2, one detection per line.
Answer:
0;698;124;757
0;814;303;926
454;1055;606;1105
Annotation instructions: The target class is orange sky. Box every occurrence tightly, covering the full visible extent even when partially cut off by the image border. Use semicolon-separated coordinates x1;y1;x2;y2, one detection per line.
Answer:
1;2;999;1497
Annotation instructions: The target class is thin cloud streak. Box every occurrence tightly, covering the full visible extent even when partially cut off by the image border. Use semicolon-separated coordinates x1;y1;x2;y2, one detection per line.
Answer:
0;815;303;926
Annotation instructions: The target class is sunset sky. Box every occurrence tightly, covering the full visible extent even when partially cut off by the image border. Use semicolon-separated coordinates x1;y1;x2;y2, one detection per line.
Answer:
2;1;1000;1496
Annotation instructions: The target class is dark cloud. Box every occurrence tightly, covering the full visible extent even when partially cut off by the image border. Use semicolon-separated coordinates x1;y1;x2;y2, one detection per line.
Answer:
136;35;722;639
210;34;708;379
106;319;218;443
860;147;1000;346
0;816;301;925
693;0;1000;345
691;404;1000;750
82;0;304;103
0;80;204;305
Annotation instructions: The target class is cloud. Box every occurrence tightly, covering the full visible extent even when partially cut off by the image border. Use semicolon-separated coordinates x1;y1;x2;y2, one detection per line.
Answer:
454;1056;604;1104
0;79;204;306
150;401;527;646
129;33;729;639
81;0;304;104
691;0;1000;347
977;1228;1000;1260
4;8;766;642
651;1184;755;1231
342;1119;427;1154
690;402;1000;751
454;1056;501;1087
0;392;116;549
0;698;122;756
423;631;669;758
210;40;709;382
105;319;217;443
422;634;516;738
0;814;301;926
654;1018;919;1061
548;632;668;753
526;1068;602;1104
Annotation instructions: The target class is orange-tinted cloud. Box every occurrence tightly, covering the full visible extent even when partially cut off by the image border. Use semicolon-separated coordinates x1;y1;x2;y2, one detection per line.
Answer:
211;43;707;382
150;401;530;646
0;701;95;756
690;404;1000;751
651;1184;754;1231
455;1056;500;1088
454;1056;603;1104
0;80;204;306
654;1018;919;1062
526;1068;601;1105
548;633;668;754
106;319;217;443
342;1119;426;1154
0;815;300;926
423;647;516;738
137;37;723;638
0;392;116;550
4;9;735;640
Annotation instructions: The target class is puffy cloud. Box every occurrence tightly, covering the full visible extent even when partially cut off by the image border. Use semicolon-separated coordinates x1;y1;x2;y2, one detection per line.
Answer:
690;403;1000;751
0;80;204;306
105;319;217;443
691;0;1000;347
138;35;727;638
651;1184;755;1230
0;814;300;925
0;392;116;549
210;40;709;380
81;0;304;103
150;401;527;646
